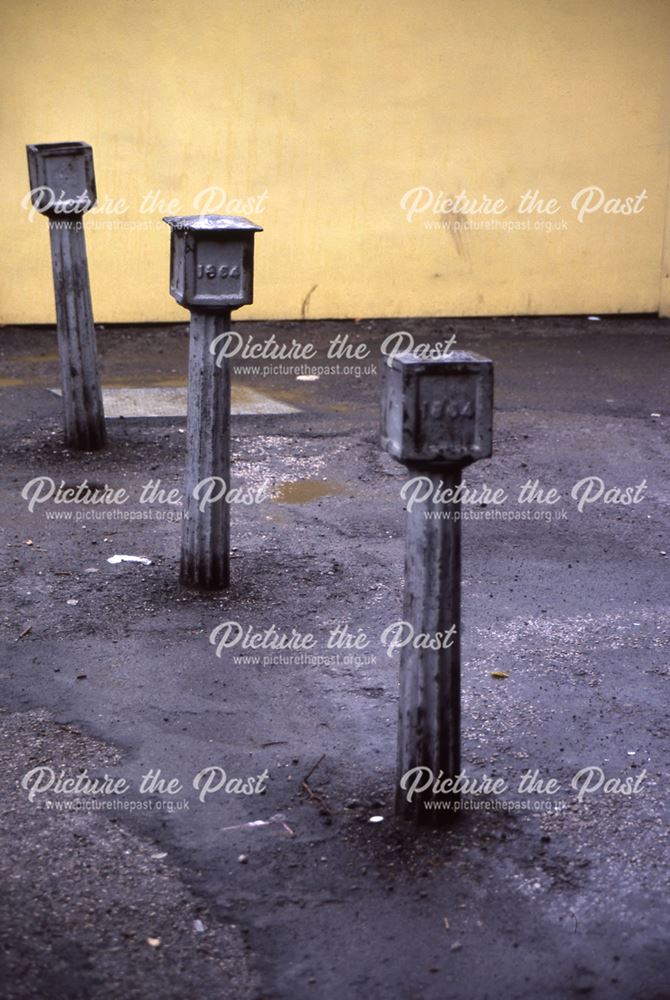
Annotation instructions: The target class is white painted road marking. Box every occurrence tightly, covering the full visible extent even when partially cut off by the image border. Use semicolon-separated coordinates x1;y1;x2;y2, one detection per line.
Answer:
48;386;300;418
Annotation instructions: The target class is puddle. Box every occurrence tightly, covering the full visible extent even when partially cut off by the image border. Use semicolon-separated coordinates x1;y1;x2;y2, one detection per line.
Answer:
272;479;347;504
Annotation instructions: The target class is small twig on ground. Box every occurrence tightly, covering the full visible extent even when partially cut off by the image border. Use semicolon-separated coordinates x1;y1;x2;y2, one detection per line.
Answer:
301;754;333;815
302;753;325;784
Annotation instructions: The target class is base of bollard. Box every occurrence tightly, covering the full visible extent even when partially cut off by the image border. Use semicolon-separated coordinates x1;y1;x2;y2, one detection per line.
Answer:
395;789;461;827
63;422;107;452
178;562;230;592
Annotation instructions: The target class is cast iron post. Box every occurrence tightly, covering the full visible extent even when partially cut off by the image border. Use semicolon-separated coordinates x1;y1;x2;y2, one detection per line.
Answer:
26;142;106;450
381;350;493;824
164;214;262;590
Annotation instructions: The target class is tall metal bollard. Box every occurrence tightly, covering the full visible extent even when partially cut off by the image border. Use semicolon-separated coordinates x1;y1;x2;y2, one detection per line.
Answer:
164;215;262;590
26;142;106;450
381;350;493;824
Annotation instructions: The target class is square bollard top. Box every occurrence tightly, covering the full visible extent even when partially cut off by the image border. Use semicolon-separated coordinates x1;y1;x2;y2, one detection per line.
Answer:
381;350;493;465
163;214;263;233
164;215;263;310
26;142;96;215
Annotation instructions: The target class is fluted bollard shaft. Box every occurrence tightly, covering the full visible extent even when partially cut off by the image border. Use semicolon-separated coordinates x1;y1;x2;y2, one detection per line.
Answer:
49;218;106;450
396;466;462;823
180;310;231;590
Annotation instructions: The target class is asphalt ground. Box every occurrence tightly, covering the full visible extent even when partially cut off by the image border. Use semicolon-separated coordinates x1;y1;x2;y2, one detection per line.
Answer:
0;315;668;999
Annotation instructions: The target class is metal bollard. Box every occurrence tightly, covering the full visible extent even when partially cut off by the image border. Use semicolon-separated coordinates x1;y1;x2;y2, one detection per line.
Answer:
26;142;106;450
164;215;262;590
381;350;493;824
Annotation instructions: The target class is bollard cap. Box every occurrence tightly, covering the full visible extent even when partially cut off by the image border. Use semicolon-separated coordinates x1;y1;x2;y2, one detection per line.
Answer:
381;350;493;465
26;142;96;215
164;214;262;310
163;214;263;233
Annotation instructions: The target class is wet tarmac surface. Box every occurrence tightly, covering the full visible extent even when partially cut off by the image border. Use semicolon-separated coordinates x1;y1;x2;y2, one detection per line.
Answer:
1;315;669;999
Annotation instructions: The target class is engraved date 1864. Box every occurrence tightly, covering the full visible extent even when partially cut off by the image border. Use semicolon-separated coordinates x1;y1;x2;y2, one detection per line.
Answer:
197;264;241;280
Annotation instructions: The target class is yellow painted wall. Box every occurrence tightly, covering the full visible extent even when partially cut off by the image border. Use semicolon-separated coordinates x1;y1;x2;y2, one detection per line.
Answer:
1;0;669;323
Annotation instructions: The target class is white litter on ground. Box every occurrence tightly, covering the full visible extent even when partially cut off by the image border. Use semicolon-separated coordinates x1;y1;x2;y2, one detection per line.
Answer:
107;555;152;566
